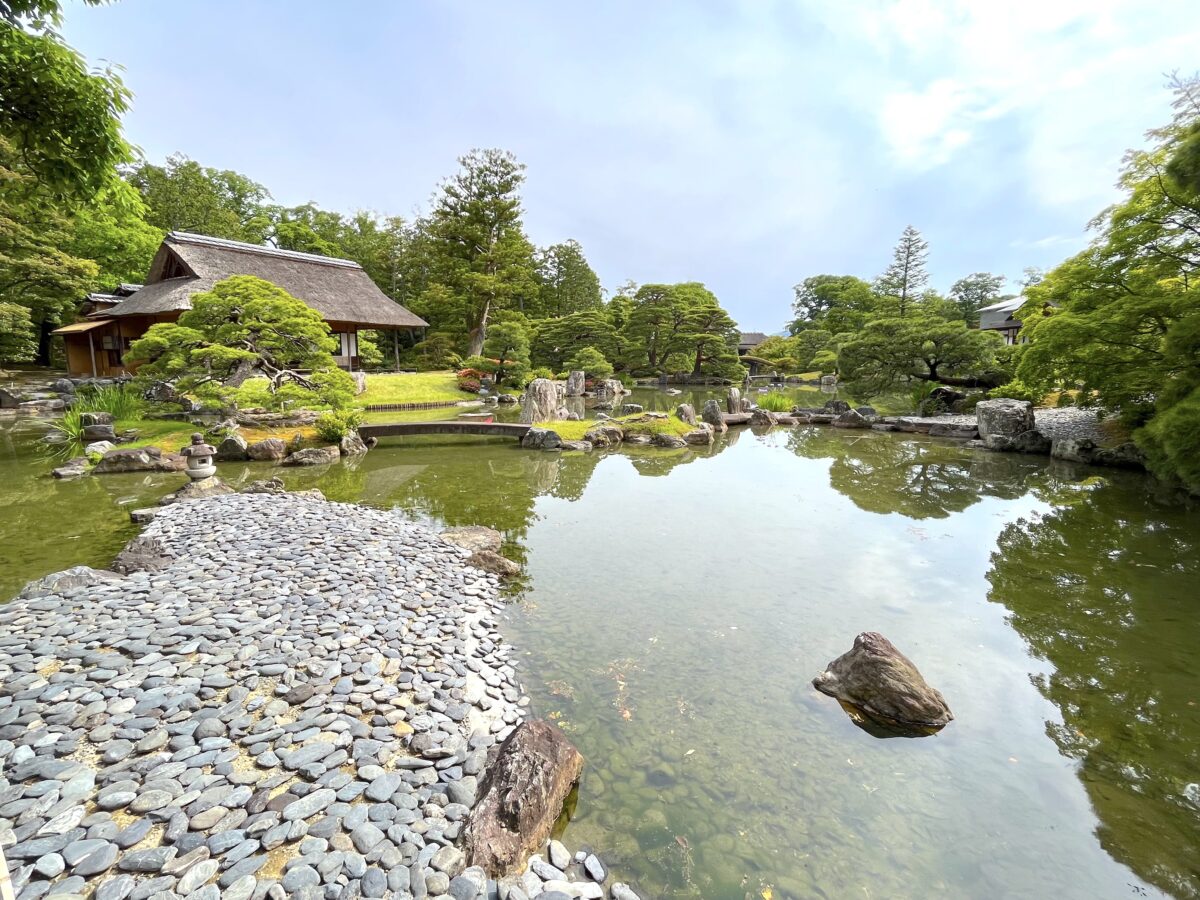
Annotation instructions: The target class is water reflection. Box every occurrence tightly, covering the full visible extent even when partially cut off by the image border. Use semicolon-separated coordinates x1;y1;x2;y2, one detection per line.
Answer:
986;478;1200;899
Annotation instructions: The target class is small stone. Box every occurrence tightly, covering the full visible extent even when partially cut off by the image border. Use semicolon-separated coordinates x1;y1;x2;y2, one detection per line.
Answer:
361;867;387;898
547;840;570;870
35;853;65;877
177;859;218;894
118;846;177;873
583;853;606;882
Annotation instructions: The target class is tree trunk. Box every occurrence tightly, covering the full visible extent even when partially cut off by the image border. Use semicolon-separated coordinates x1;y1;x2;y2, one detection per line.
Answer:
36;319;55;367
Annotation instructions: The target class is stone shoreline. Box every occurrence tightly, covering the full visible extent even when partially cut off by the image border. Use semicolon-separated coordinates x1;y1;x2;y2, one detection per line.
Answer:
0;494;639;900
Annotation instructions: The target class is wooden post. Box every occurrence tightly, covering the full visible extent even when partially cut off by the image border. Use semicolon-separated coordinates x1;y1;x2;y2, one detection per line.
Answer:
88;331;97;378
393;329;400;372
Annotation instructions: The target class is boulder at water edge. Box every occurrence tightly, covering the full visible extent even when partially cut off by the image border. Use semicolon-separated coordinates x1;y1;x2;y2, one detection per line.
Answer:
283;446;340;466
246;437;287;461
676;403;697;426
701;399;727;433
215;433;249;461
465;720;584;875
440;525;503;554
520;378;562;424
813;632;953;735
565;370;585;397
92;447;186;474
976;398;1035;438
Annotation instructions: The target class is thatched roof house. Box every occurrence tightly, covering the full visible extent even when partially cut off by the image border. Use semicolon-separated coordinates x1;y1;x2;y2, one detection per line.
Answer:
55;232;427;378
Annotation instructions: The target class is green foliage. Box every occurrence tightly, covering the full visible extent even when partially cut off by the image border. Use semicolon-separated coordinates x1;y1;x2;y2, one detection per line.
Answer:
533;239;602;317
949;272;1006;327
0;300;36;363
907;382;932;414
789;275;876;334
874;225;929;316
526;366;554;384
46;382;144;454
127;275;351;410
839;314;1009;395
481;320;531;386
530;308;619;371
1016;75;1200;489
988;380;1043;403
564;346;613;380
408;333;463;371
314;408;364;443
356;330;383;368
63;179;161;288
624;282;742;378
127;153;271;242
1055;391;1077;408
0;15;130;199
756;391;793;412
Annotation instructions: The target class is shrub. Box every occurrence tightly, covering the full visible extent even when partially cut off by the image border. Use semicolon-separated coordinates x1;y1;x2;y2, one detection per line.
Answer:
564;346;614;381
756;391;793;412
988;380;1043;404
526;367;554;384
1055;391;1076;408
315;409;364;442
456;367;487;393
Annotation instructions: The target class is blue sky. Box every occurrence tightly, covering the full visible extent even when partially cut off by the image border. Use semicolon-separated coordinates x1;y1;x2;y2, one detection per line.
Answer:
66;1;1200;332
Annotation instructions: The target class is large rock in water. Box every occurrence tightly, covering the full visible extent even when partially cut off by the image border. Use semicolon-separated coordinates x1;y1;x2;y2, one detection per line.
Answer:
701;399;727;433
812;632;953;735
976;398;1035;438
520;428;562;451
215;433;249;461
520;378;562;425
283;446;339;466
465;720;584;875
246;437;287;461
440;525;503;554
93;447;185;474
726;387;742;414
676;403;697;426
565;370;585;397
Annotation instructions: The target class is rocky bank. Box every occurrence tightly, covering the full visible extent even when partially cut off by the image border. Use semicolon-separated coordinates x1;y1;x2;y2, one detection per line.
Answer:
0;494;639;900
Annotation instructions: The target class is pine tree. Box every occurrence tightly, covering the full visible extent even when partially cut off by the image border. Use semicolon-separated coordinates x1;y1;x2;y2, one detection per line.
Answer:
876;226;930;316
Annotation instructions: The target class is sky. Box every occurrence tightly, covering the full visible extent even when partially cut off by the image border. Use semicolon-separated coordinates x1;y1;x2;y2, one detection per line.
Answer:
65;0;1200;333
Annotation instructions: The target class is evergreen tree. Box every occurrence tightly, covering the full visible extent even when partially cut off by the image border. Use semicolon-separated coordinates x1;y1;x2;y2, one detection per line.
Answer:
875;225;929;316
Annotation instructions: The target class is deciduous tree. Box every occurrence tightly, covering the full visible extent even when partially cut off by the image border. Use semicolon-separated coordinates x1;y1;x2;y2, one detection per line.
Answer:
949;272;1006;326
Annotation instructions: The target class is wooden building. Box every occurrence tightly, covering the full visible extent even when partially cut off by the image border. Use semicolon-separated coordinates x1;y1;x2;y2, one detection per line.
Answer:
54;232;428;378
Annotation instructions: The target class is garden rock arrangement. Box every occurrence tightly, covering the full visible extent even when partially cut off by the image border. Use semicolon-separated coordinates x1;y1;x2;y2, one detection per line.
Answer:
0;493;642;900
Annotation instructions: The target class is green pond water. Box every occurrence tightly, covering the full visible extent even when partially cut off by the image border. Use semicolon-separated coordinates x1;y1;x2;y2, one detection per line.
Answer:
2;389;1198;899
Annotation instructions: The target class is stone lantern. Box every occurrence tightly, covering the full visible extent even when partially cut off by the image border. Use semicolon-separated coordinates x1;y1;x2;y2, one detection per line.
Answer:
181;432;217;481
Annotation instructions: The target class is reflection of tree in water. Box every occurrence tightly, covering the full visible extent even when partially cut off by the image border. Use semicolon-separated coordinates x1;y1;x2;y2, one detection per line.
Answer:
987;479;1200;898
787;428;1034;519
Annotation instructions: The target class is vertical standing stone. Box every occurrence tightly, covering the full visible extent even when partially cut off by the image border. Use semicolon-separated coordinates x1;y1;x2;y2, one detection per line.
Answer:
726;387;742;414
701;400;727;433
520;379;562;424
565;371;585;397
675;404;697;426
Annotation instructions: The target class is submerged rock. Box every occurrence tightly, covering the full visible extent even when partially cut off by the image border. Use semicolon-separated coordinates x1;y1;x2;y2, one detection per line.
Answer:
521;428;562;451
465;720;584;875
283;446;339;466
339;431;369;456
466;549;521;578
832;409;869;429
813;632;952;735
441;525;503;554
93;447;185;474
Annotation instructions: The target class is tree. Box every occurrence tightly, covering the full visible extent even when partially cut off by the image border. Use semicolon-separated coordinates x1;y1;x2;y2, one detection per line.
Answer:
481;320;531;387
530;308;619;371
789;275;876;333
0;137;98;363
875;226;930;316
839;314;1009;394
63;179;161;289
668;283;741;378
533;240;602;317
1017;74;1200;490
624;284;678;372
127;154;271;242
564;346;613;381
426;149;538;356
949;272;1006;326
126;275;354;408
0;301;36;365
0;1;130;200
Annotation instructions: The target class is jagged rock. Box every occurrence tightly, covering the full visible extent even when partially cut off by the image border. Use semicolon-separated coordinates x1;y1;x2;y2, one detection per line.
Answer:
561;439;593;451
82;423;116;441
520;379;562;425
52;457;90;479
0;388;21;408
726;387;742;415
51;378;76;394
813;632;953;734
1051;437;1143;469
80;411;114;426
1095;441;1145;469
215;433;249;461
497;393;517;404
246;438;287;461
619;403;643;415
676;403;697;426
521;428;562;451
441;526;503;554
20;566;124;598
339;431;369;456
84;440;115;456
823;399;851;414
129;508;158;523
351;371;368;395
283;446;340;466
583;425;623;447
651;432;686;448
976;398;1035;439
749;408;778;426
242;477;285;494
466;550;521;578
93;447;185;474
464;720;585;875
593;379;626;402
111;535;174;575
684;424;714;445
701;399;727;433
565;371;585;397
159;476;235;505
832;410;869;429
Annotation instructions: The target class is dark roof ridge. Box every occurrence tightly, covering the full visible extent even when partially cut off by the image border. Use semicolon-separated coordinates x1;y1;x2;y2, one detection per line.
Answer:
167;231;362;270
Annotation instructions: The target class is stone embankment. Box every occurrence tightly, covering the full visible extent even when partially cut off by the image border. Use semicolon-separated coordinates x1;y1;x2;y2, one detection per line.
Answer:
0;494;639;900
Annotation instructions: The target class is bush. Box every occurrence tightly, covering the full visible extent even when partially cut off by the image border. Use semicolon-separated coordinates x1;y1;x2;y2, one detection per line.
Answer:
456;368;487;393
1055;391;1076;408
756;391;793;412
315;409;364;442
526;367;554;385
988;380;1043;404
564;346;614;381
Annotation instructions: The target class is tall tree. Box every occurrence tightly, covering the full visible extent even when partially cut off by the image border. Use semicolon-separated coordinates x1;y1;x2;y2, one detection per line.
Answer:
949;272;1006;326
668;283;741;377
427;149;537;356
127;154;271;242
624;284;678;373
530;308;619;371
1018;74;1200;491
533;239;602;317
875;225;930;316
789;274;876;333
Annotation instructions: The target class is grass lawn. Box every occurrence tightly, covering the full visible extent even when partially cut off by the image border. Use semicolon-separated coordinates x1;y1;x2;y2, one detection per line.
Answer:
355;371;477;406
542;413;695;441
119;419;324;455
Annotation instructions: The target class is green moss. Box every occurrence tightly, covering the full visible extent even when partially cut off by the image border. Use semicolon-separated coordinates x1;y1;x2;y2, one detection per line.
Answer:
538;414;694;441
355;371;478;406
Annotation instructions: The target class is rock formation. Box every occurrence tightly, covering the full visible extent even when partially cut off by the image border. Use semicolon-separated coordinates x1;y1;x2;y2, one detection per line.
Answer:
701;399;727;433
565;370;585;397
976;398;1035;439
520;379;562;425
676;403;697;426
465;720;584;875
812;632;952;734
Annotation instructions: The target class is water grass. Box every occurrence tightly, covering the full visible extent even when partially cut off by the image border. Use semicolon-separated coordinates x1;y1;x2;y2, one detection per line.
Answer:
756;392;794;412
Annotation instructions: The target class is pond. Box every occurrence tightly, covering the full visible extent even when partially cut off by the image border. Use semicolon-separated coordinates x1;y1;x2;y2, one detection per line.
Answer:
1;393;1197;899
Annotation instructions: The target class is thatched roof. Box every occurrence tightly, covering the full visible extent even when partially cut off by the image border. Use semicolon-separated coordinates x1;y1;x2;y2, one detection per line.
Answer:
103;233;427;329
737;331;769;350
